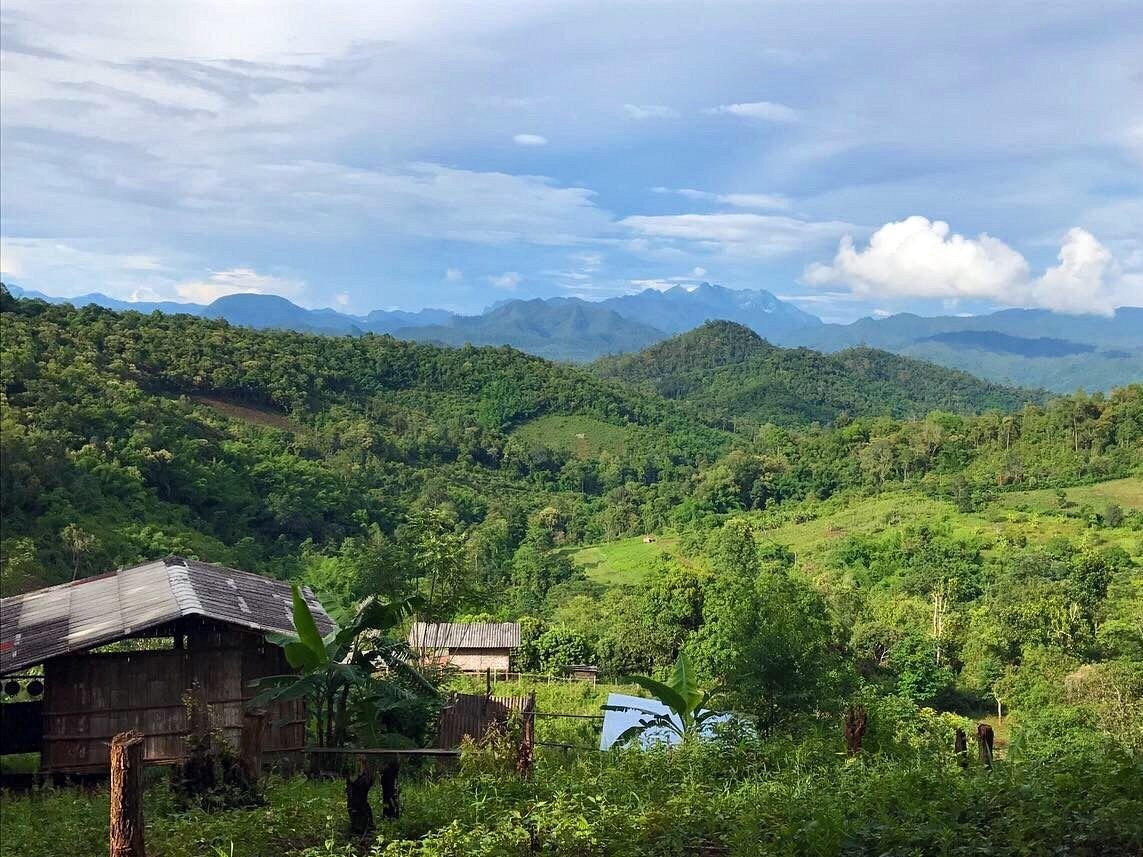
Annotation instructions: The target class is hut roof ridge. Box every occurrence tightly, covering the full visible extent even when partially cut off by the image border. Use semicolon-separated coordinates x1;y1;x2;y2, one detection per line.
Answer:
0;556;334;673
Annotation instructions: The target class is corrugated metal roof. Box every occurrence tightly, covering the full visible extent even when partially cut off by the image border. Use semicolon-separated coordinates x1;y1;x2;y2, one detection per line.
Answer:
409;622;520;651
0;556;334;674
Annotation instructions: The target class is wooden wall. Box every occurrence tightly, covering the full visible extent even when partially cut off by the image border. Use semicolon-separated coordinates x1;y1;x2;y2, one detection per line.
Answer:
448;649;511;672
41;618;304;773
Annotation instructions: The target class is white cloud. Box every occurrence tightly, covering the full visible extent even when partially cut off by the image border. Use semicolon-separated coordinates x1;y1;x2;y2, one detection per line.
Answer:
704;101;799;122
334;291;350;306
803;217;1029;300
624;103;680;120
0;236;169;297
488;271;521;290
1031;228;1119;315
621;212;854;258
444;267;463;281
513;133;548;146
692;266;707;277
804;217;1136;316
173;267;304;303
652;187;789;210
719;193;790;210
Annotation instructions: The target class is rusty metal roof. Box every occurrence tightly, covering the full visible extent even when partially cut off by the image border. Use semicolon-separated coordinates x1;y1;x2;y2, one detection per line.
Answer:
409;622;520;651
0;556;334;674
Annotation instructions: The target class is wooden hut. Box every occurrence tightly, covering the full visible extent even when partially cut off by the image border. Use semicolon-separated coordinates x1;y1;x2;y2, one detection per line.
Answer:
408;622;520;672
0;556;334;774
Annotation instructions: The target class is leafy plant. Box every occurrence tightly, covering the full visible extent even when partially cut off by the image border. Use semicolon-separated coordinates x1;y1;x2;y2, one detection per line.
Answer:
603;652;725;745
251;586;438;751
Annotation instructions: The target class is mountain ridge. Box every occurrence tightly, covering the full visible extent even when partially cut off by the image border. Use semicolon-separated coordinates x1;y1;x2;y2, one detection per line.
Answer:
5;281;1139;391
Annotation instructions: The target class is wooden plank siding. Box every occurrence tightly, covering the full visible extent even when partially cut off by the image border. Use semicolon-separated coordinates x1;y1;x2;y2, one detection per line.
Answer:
40;618;304;773
434;693;535;749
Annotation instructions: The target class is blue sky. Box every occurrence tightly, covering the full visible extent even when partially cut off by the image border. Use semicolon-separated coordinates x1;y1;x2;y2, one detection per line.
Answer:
1;1;1140;321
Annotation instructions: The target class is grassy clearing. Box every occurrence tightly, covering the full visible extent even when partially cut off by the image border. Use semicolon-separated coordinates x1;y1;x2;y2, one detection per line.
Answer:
513;415;636;460
568;536;690;586
995;476;1143;513
566;478;1143;587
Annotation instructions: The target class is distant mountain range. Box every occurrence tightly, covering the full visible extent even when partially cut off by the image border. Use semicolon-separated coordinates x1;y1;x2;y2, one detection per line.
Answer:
6;282;1140;393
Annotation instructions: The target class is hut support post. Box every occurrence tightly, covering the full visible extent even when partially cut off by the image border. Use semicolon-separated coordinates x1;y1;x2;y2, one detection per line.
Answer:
109;731;146;857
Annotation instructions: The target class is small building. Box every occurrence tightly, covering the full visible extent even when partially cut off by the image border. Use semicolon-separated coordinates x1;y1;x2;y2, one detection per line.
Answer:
0;556;334;774
567;664;600;684
408;622;520;672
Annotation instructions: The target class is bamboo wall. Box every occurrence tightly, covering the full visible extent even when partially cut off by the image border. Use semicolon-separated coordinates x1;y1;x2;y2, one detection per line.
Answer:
40;618;304;772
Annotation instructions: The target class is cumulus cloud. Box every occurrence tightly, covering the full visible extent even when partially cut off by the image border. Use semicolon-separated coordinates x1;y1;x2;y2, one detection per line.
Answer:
1031;228;1120;315
444;267;463;281
513;133;548;146
624;104;680;120
704;101;799;122
334;291;350;306
804;216;1135;315
488;271;521;290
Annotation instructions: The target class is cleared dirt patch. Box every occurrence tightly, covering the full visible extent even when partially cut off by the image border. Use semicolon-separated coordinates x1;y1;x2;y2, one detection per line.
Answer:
191;395;301;433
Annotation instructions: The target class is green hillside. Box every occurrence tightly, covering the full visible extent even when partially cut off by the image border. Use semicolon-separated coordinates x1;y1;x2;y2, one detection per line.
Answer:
592;320;1043;426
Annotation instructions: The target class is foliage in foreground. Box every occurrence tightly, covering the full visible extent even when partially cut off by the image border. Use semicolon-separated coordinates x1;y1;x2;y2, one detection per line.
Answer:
2;729;1141;857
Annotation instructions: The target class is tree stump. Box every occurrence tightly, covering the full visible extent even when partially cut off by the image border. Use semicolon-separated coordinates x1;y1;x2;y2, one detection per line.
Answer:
976;722;994;769
109;731;146;857
954;728;968;768
843;705;868;756
346;763;375;834
380;761;400;820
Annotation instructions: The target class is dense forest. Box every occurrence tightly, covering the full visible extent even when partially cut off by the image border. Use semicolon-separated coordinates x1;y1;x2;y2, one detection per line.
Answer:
2;287;1142;855
592;321;1043;426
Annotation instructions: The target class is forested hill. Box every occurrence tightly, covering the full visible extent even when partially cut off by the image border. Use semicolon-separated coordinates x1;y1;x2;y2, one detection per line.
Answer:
2;289;1136;600
0;289;729;588
592;321;1043;426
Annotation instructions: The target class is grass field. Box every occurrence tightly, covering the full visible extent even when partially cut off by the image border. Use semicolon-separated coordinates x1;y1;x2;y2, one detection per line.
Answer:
566;478;1143;587
994;476;1143;513
513;415;637;460
568;536;690;586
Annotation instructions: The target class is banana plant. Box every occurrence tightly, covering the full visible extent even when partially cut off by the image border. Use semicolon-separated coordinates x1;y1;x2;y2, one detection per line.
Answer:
251;585;436;750
603;652;725;745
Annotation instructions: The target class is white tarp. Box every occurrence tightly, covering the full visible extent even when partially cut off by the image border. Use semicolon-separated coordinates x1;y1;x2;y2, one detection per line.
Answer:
598;692;735;750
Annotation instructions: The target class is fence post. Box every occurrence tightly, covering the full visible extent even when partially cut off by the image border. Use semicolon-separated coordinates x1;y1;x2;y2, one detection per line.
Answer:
381;760;400;820
239;709;266;784
109;731;146;857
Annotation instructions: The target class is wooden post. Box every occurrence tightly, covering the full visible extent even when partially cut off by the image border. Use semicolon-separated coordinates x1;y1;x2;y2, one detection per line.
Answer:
380;760;400;820
109;730;146;857
976;722;994;769
345;762;375;834
843;705;868;756
517;693;536;779
239;709;266;784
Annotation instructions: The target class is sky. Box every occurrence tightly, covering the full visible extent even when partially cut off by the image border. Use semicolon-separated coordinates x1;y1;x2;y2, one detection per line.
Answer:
1;1;1141;322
